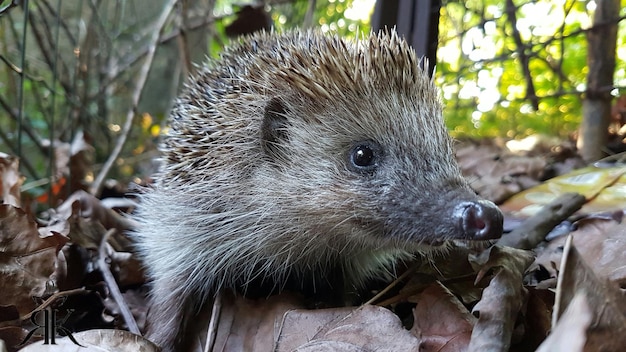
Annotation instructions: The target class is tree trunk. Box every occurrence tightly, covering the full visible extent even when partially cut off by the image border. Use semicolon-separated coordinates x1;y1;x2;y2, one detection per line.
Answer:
578;0;620;162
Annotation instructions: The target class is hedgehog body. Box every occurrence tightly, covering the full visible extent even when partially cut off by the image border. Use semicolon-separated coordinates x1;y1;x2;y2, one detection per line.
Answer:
134;30;502;352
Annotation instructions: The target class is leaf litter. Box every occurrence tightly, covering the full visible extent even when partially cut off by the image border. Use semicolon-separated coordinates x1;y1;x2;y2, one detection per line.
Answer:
0;142;625;351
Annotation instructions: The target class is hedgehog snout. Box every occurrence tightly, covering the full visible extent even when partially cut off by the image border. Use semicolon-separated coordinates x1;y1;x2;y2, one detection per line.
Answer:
456;199;503;240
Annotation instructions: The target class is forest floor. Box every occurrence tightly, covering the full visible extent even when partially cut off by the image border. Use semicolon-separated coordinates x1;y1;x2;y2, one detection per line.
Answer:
1;135;625;352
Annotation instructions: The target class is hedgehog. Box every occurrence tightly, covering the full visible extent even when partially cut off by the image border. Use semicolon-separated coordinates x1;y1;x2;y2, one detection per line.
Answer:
134;29;503;351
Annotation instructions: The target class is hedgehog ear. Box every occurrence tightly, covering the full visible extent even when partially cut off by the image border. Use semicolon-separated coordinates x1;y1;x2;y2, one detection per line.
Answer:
261;97;289;156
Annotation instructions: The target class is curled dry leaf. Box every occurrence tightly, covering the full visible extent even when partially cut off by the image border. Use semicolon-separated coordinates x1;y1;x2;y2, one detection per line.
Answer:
467;246;535;352
536;291;592;352
552;235;626;351
52;191;136;250
533;217;626;287
56;191;136;235
0;205;67;315
411;281;475;352
0;153;22;208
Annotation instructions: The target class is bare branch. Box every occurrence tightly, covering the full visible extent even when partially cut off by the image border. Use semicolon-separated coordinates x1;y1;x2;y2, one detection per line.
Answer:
505;0;539;110
90;0;179;196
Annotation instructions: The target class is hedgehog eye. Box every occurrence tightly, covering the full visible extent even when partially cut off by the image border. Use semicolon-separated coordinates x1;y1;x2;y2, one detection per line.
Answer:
348;141;381;173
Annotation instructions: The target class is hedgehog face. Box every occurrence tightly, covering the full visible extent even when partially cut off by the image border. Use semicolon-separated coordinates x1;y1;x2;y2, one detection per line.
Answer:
255;87;502;257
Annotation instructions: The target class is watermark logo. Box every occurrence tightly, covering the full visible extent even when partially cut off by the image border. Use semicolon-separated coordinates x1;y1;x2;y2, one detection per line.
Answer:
20;297;85;347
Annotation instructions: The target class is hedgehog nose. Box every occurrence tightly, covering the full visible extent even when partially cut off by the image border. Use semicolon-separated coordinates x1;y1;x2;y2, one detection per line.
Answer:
459;200;503;240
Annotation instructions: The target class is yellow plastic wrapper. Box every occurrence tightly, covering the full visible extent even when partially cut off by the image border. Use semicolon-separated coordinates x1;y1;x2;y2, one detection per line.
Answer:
499;164;626;219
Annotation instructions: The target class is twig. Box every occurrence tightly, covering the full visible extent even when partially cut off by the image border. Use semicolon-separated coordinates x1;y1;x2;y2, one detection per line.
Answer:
28;2;73;96
0;98;40;178
204;292;223;352
0;288;89;329
87;13;218;103
497;192;586;249
98;229;141;335
505;0;539;110
40;0;78;47
89;0;178;196
14;0;30;164
177;1;193;77
364;262;421;306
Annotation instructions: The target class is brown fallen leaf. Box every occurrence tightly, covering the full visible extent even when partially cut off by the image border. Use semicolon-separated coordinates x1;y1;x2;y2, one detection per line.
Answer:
279;305;420;352
0;153;22;208
275;307;358;351
108;250;144;288
0;326;29;352
536;291;592;352
468;246;535;352
411;281;475;352
0;205;67;316
55;191;137;241
552;235;626;352
533;216;626;287
566;218;626;284
208;291;305;352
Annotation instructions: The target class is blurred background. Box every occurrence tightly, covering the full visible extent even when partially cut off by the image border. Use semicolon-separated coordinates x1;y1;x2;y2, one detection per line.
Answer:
1;0;625;209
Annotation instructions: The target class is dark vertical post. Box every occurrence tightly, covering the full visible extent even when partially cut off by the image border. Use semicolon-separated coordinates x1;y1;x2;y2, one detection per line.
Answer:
371;0;441;77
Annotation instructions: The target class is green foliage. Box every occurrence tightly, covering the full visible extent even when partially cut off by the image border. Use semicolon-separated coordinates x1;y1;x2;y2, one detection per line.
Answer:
270;0;370;37
438;0;626;139
3;0;625;190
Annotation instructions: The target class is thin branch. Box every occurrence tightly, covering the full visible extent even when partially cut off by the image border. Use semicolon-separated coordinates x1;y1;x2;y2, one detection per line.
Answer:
27;3;73;96
98;229;141;335
87;13;218;102
89;0;179;196
505;0;539;110
16;0;29;159
177;1;193;77
40;0;77;47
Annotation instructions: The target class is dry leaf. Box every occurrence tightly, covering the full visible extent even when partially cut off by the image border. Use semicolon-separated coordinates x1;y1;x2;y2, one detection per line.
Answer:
0;205;67;315
552;236;626;352
533;217;626;287
468;246;535;352
281;305;420;352
0;326;29;352
456;142;546;203
411;282;475;352
275;307;358;351
0;153;22;208
536;291;592;352
209;291;304;352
